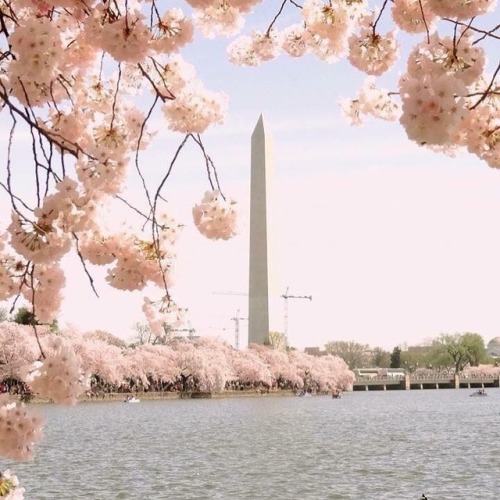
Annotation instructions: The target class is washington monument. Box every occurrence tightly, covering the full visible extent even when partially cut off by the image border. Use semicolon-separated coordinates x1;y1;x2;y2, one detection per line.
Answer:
248;115;274;345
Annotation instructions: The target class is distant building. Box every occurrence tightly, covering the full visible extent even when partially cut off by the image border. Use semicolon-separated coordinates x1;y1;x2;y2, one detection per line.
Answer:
407;345;433;355
304;347;323;356
487;337;500;357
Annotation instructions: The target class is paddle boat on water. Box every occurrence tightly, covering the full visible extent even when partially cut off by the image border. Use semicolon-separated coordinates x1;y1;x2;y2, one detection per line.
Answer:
124;396;140;403
470;389;487;397
297;390;312;397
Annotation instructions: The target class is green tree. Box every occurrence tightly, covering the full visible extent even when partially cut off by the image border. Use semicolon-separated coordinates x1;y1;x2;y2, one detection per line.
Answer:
461;332;487;367
50;319;60;333
370;347;391;368
390;346;401;368
13;307;39;326
324;340;369;369
433;332;487;373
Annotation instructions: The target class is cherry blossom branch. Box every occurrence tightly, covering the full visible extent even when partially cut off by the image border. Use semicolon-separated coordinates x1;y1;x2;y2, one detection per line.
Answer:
28;265;46;359
372;0;389;35
0;181;32;213
472;22;500;44
72;233;99;298
0;83;80;157
116;195;152;222
150;135;191;292
456;16;475;48
442;18;500;43
470;60;500;110
152;134;191;217
134;95;160;214
418;0;430;44
110;64;122;130
191;134;225;199
4;113;25;216
138;61;175;101
266;0;288;36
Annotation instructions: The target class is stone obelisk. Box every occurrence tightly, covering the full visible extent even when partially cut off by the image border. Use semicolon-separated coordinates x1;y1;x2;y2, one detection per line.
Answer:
248;115;273;345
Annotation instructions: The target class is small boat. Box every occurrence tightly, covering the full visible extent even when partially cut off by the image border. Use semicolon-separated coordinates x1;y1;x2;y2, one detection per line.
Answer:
331;392;342;399
470;389;487;397
124;396;140;403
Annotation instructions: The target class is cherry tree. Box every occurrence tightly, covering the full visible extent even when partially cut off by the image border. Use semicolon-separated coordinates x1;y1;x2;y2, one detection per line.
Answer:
0;0;499;496
124;343;180;388
231;348;274;387
0;324;39;381
250;342;301;387
72;336;127;387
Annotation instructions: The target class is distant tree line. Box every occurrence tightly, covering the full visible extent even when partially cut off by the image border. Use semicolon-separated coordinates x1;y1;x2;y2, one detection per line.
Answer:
324;332;493;373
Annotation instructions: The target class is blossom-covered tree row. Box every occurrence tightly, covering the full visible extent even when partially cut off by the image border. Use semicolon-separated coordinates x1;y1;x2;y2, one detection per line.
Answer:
0;324;354;396
0;324;354;496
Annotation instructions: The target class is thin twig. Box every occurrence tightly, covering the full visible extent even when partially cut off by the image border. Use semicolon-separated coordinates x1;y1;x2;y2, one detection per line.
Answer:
418;0;430;44
372;0;389;35
442;18;500;43
266;0;288;36
470;61;500;110
134;95;159;215
73;233;100;298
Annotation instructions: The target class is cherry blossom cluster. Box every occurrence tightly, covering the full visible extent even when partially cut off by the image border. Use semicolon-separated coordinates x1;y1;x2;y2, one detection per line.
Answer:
0;324;355;396
347;13;399;76
0;395;44;461
225;1;498;168
192;190;238;240
142;296;187;336
0;0;242;332
339;77;401;126
21;338;90;406
0;470;24;500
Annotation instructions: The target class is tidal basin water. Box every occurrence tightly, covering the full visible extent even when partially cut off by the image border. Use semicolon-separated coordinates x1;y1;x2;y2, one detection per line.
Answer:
6;390;500;499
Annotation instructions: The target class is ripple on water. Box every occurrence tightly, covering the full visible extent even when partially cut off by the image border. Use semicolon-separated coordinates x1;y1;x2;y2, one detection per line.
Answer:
3;391;500;499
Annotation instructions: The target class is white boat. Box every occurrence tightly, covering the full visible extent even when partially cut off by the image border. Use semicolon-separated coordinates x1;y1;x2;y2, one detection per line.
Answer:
124;396;140;403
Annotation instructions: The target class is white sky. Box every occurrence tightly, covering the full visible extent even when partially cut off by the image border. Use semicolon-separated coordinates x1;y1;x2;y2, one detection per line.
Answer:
1;3;500;351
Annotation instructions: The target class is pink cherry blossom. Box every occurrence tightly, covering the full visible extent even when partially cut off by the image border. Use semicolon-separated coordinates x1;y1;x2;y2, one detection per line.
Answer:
0;469;25;499
427;0;498;20
192;190;238;240
391;0;438;34
0;395;45;461
348;14;400;76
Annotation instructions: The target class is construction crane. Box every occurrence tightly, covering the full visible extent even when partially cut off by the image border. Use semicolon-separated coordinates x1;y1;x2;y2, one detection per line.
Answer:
230;309;248;350
281;287;312;345
212;292;248;348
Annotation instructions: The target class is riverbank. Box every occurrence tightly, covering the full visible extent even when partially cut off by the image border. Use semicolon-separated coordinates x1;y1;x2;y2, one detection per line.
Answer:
22;388;299;404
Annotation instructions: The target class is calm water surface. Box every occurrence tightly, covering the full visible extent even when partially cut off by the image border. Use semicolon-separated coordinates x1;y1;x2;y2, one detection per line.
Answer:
4;390;500;499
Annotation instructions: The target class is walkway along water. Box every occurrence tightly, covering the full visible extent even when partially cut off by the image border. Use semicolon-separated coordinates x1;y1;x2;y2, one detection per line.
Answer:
353;373;499;391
